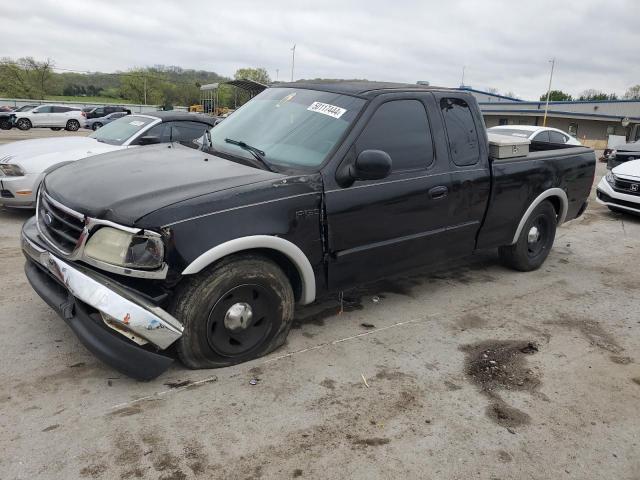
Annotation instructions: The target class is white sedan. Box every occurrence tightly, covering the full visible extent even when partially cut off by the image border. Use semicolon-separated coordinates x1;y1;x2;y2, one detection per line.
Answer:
0;112;215;208
488;125;582;146
596;159;640;215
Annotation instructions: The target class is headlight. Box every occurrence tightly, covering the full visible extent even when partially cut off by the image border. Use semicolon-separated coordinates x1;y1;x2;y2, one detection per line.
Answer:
0;164;25;176
84;227;164;270
605;171;616;184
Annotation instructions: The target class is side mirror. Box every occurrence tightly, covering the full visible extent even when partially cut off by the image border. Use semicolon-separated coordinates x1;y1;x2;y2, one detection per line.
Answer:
138;135;161;146
352;150;392;181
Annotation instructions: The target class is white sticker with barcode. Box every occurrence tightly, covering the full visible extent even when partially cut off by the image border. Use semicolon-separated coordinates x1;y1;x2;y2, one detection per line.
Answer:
307;102;346;119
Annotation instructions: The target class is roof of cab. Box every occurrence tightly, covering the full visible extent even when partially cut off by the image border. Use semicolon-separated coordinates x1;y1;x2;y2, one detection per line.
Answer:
272;80;454;98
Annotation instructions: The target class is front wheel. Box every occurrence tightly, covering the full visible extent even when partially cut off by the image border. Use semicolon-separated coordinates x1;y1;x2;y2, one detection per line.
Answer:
171;254;294;369
91;122;102;131
65;119;80;131
0;118;12;130
16;118;32;130
499;200;557;272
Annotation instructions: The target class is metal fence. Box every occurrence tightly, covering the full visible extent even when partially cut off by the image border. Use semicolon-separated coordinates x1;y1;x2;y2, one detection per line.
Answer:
0;98;188;113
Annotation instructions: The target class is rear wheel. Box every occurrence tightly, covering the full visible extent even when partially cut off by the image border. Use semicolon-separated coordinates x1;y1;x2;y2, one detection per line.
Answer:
91;122;102;131
499;201;557;272
0;118;11;130
16;118;31;130
65;119;80;131
171;254;294;369
50;127;62;131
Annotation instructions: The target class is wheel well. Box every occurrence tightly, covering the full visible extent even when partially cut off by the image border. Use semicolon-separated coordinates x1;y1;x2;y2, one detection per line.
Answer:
193;248;304;303
251;248;303;302
546;196;562;218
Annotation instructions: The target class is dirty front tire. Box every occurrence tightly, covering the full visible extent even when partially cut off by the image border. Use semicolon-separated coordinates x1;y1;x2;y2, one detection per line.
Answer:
65;119;80;131
499;200;557;272
171;254;294;369
16;118;31;130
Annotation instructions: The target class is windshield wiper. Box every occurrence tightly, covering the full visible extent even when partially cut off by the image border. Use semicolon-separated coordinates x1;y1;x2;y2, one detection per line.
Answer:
224;138;273;171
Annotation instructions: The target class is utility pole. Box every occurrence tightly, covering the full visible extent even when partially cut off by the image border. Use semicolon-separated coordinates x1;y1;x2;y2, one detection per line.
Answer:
461;66;466;87
143;76;147;105
543;58;555;127
291;44;296;82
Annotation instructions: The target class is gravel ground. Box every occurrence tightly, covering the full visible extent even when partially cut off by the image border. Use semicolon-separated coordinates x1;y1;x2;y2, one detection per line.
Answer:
0;128;90;145
0;157;639;479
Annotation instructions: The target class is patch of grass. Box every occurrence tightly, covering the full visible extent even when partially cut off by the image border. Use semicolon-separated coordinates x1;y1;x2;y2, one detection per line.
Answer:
44;95;130;105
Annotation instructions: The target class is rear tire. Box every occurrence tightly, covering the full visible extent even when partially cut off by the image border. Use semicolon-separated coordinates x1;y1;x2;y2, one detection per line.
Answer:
50;127;62;131
16;118;31;130
171;254;294;369
499;201;557;272
92;122;102;131
65;119;80;131
0;118;11;130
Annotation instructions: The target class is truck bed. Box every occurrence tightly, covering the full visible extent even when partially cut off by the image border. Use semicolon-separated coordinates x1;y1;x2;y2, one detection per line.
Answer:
476;145;596;249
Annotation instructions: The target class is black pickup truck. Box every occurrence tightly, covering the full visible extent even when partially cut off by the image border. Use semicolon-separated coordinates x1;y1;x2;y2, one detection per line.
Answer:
21;82;596;379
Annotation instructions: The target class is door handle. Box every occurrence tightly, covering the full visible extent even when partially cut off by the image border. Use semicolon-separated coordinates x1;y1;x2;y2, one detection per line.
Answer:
428;185;448;199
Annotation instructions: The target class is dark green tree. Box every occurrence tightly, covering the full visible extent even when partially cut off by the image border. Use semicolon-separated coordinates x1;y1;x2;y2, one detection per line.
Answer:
539;90;573;101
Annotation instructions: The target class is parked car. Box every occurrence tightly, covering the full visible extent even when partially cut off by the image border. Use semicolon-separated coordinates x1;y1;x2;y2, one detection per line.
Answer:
12;104;84;131
21;82;595;380
83;111;129;130
606;141;640;169
0;112;216;208
596;159;640;214
83;105;132;119
488;125;582;146
0;104;39;130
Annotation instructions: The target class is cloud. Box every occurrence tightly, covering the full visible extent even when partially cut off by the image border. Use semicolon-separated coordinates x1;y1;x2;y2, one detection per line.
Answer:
1;0;638;99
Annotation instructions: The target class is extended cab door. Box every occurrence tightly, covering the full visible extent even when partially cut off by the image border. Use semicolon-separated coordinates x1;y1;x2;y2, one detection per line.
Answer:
324;93;458;289
432;93;491;257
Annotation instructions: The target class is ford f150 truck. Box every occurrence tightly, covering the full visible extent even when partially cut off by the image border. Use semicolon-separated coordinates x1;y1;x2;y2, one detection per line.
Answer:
21;82;596;380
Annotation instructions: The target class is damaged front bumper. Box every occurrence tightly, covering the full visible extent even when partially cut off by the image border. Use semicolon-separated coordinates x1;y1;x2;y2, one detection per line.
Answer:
21;216;183;380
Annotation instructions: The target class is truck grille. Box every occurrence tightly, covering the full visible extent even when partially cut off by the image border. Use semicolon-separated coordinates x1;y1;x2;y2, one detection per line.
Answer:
613;177;640;197
37;191;85;253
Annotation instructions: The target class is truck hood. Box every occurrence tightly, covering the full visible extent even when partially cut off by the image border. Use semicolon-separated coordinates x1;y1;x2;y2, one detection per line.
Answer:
613;159;640;179
44;143;282;225
0;136;123;173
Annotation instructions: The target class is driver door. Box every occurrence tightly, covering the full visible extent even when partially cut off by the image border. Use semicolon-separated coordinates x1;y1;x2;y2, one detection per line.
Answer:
324;94;455;289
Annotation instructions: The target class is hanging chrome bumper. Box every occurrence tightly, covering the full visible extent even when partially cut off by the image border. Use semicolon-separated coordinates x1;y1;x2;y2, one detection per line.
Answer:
21;216;183;350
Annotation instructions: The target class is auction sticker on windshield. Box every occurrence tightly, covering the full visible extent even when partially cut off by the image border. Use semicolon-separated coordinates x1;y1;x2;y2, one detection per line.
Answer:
307;102;346;119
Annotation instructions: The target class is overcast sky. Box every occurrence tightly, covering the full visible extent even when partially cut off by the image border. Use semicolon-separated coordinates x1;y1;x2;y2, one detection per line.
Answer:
2;0;638;100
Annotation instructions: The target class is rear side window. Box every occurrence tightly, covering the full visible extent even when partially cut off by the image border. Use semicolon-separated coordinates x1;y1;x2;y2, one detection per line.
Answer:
549;131;567;144
356;100;434;171
533;131;550;143
440;98;480;166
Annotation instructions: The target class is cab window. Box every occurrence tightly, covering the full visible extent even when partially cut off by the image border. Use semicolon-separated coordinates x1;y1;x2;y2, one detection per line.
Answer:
356;99;434;171
440;98;480;166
